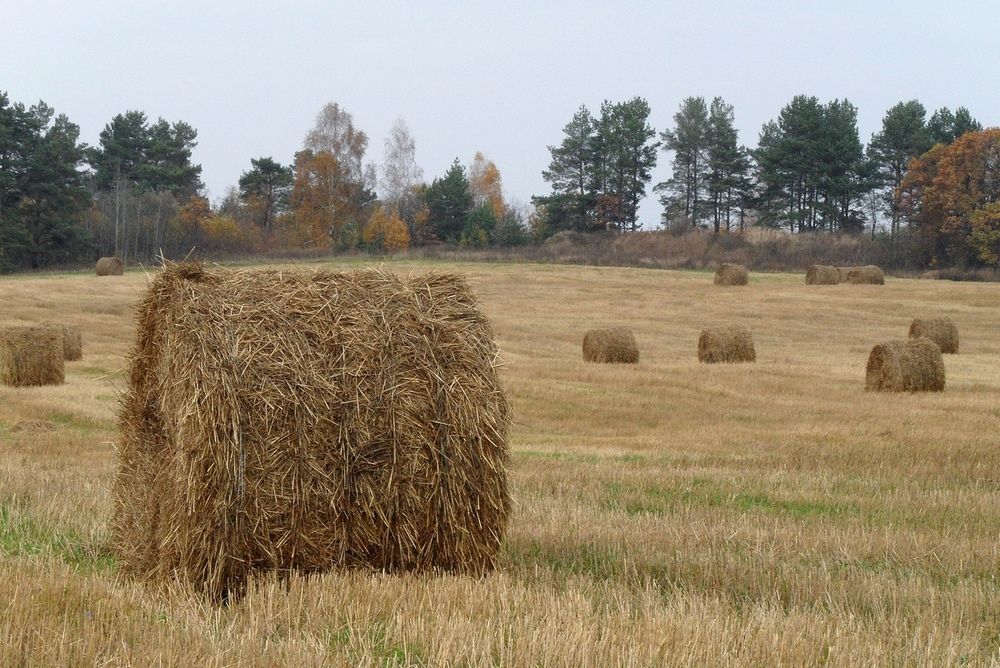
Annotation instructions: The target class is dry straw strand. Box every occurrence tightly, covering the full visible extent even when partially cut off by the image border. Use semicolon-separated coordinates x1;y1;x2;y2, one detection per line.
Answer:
0;326;65;386
805;265;840;285
845;265;884;285
698;325;756;363
908;317;959;354
112;263;511;602
582;327;639;364
96;257;124;276
865;339;945;392
714;263;749;286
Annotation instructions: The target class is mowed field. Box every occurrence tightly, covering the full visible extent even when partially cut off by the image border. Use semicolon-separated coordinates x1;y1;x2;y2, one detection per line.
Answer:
1;259;999;666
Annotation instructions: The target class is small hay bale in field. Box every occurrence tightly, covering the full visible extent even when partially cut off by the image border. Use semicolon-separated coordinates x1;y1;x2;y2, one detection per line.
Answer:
845;265;884;285
0;326;65;387
582;327;639;364
112;263;510;601
714;263;749;286
698;325;756;363
865;339;944;392
908;317;959;354
59;324;82;361
805;264;840;285
95;257;124;276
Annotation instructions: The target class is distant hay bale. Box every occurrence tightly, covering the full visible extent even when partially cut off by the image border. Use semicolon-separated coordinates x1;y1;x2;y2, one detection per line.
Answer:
0;326;65;387
909;317;959;354
60;324;82;361
837;266;854;282
714;263;749;286
866;339;944;392
582;327;639;363
698;325;756;363
95;257;124;276
845;265;884;285
805;264;840;285
112;263;510;601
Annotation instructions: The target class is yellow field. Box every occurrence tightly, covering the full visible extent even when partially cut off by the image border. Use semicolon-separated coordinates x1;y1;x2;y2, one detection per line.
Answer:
1;260;999;666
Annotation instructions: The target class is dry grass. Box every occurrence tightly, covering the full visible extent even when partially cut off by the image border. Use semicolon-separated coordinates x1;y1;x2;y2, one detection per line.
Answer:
805;264;840;285
865;339;946;392
114;263;509;601
713;263;748;285
95;257;123;276
698;325;756;364
845;265;885;285
0;325;64;386
582;327;639;364
1;260;1000;665
909;316;960;354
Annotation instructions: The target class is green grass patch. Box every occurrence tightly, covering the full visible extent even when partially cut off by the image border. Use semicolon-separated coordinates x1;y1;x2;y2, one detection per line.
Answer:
0;504;115;573
602;479;858;520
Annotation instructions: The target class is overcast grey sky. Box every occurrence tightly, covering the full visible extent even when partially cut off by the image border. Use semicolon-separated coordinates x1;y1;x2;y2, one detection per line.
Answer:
3;0;998;227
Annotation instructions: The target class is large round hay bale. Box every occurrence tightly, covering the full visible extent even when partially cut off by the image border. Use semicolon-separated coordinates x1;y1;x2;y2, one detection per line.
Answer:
582;327;639;363
59;324;82;361
908;317;959;354
865;339;944;392
698;325;756;363
805;264;839;285
714;263;749;286
95;257;124;276
0;326;65;387
112;263;510;601
845;265;884;285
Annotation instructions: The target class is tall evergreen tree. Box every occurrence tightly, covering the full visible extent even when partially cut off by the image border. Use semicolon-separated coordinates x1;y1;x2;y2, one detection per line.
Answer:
423;159;472;242
868;100;933;235
656;97;710;227
928;106;982;145
597;97;658;232
0;93;91;270
239;157;293;230
704;97;751;234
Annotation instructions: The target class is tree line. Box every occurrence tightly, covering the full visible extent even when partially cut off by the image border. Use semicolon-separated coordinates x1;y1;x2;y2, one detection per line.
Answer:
0;89;997;272
536;95;996;267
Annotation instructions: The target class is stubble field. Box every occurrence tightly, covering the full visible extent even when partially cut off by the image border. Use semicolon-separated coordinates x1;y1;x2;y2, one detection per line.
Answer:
1;259;999;666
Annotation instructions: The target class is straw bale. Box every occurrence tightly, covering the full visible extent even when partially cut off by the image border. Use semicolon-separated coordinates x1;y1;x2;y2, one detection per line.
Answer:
908;317;959;354
582;327;639;363
805;265;840;285
714;263;749;286
698;325;756;363
60;324;82;360
112;263;510;601
0;326;65;387
96;257;124;276
865;339;944;392
845;265;884;284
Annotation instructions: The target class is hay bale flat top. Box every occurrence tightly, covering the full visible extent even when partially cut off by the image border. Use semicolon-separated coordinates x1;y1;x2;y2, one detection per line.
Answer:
845;265;884;285
866;338;944;392
698;325;756;363
96;257;124;276
582;327;639;363
113;263;510;601
714;263;749;286
909;316;959;354
805;264;840;285
0;325;65;387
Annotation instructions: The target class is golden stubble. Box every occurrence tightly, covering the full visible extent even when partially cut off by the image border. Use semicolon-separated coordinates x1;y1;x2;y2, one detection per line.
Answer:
1;261;998;666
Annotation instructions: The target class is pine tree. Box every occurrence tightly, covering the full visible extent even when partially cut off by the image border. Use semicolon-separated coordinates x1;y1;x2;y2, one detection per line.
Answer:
656;97;709;227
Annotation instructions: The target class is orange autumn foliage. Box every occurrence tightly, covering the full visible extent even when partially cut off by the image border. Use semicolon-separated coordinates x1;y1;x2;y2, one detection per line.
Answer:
469;151;506;219
898;129;1000;267
362;205;410;252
